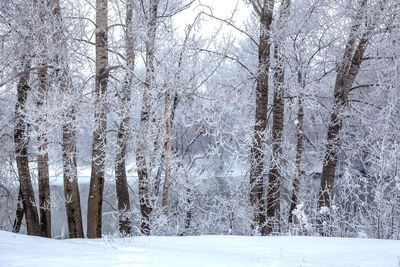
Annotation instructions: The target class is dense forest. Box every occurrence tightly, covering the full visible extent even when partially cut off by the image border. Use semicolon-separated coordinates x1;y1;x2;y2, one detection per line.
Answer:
0;0;399;240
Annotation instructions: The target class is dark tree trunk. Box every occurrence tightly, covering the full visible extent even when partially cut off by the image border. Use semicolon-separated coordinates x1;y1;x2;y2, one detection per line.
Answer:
37;62;51;238
136;0;158;235
38;146;51;237
12;187;24;233
249;0;274;236
33;0;52;239
317;0;370;233
288;72;305;224
63;115;84;238
267;47;285;234
114;0;135;236
14;59;41;236
87;0;109;238
266;0;291;235
161;91;172;217
49;0;84;239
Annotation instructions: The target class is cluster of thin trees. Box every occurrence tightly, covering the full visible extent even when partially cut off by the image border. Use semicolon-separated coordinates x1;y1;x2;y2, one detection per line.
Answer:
0;0;399;239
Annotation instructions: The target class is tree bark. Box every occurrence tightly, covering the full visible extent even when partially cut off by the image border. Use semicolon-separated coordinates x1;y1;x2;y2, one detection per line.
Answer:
136;0;158;235
87;0;109;238
53;0;84;238
317;0;370;233
115;0;134;236
63;113;84;238
37;139;51;238
267;47;284;234
37;50;51;239
288;72;305;224
249;0;274;236
12;187;24;233
33;0;52;239
63;119;84;238
266;0;291;235
48;0;84;239
14;58;41;236
161;91;172;216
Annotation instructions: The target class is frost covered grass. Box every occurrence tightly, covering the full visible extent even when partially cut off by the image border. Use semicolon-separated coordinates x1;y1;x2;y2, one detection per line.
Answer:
0;230;399;266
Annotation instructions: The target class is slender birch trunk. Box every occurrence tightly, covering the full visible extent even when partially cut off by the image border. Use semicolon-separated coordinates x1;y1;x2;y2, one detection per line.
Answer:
159;27;190;218
87;0;109;238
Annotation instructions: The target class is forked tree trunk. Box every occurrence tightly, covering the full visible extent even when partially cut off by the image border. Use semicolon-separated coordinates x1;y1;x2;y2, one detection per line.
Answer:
14;59;41;236
249;0;274;236
87;0;109;238
317;0;371;233
136;0;158;235
115;0;134;236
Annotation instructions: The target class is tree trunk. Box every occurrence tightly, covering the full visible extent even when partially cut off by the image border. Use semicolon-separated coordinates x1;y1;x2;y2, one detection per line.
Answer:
37;142;51;237
87;0;109;238
161;91;172;216
63;114;84;238
37;58;51;238
266;0;291;235
49;0;84;239
267;47;284;234
288;72;305;224
14;59;41;236
33;0;52;239
317;0;370;233
136;0;158;235
115;0;134;236
12;187;24;233
249;0;274;236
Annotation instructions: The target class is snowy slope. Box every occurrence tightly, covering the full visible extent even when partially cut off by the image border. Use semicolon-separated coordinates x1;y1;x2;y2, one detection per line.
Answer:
0;230;399;267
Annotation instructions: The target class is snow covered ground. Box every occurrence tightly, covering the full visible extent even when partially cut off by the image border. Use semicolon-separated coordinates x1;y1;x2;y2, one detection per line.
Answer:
0;231;399;266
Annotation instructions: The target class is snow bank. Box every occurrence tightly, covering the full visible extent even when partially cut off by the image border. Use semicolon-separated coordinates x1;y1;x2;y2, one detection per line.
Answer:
0;230;399;266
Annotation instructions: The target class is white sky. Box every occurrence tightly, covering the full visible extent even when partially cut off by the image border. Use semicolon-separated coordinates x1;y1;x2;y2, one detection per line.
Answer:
173;0;252;38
